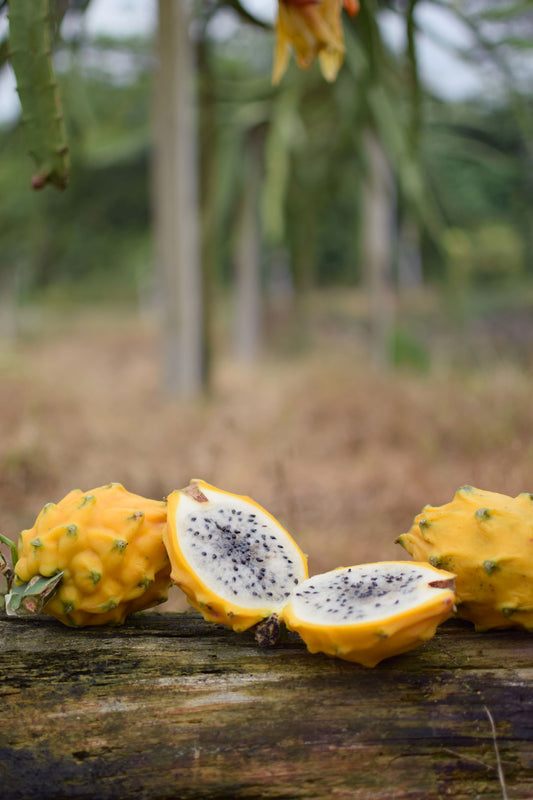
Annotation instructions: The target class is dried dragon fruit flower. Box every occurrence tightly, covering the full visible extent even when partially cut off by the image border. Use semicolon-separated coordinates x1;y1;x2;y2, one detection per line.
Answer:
272;0;360;85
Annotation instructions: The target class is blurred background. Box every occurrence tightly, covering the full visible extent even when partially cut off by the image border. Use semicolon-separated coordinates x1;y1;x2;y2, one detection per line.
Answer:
0;0;532;609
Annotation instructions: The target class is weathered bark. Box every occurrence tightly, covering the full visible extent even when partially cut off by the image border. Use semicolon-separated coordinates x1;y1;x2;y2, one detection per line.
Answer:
1;612;532;800
153;0;204;398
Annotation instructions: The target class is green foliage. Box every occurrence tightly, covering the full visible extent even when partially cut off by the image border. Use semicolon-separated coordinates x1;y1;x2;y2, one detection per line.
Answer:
0;0;531;320
443;222;525;287
0;37;152;303
387;326;431;372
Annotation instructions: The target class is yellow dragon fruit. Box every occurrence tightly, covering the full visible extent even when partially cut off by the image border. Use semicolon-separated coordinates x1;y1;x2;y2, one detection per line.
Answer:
163;479;455;665
5;482;171;626
164;479;309;633
282;562;456;667
397;485;533;631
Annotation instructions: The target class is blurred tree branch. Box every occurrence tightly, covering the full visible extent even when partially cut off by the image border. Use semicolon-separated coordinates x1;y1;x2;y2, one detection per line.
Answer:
221;0;271;30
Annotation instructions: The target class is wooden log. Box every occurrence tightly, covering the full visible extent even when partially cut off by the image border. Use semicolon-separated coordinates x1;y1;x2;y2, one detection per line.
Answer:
1;611;532;799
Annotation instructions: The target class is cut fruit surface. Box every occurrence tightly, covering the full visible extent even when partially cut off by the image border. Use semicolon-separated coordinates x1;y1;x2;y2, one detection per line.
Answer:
164;479;308;632
282;561;456;667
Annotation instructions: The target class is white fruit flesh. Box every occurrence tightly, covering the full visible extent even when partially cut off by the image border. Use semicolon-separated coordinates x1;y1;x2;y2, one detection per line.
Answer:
177;490;306;609
164;479;309;631
283;561;456;666
288;562;451;625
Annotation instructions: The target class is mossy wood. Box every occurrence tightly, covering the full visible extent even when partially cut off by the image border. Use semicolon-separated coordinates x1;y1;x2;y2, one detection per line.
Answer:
1;612;532;799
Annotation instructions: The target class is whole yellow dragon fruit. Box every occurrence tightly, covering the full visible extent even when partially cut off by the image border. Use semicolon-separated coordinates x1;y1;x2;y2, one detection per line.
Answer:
397;485;533;631
8;482;171;626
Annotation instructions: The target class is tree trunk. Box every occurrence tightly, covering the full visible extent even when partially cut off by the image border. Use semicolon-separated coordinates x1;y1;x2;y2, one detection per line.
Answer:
153;0;204;398
361;128;396;370
0;269;19;345
398;216;422;289
234;131;263;363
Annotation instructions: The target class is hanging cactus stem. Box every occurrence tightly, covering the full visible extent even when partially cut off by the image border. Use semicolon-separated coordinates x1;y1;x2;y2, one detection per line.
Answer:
8;0;70;190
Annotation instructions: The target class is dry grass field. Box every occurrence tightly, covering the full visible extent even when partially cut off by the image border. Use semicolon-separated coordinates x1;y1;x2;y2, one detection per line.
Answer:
2;295;533;611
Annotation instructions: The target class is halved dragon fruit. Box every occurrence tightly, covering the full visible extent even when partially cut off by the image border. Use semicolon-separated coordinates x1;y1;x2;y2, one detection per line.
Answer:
164;479;309;632
282;562;456;667
164;481;455;666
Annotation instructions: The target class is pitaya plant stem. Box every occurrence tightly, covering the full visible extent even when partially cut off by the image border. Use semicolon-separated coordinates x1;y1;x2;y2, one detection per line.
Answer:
0;533;18;572
8;0;70;190
0;551;14;596
254;614;282;647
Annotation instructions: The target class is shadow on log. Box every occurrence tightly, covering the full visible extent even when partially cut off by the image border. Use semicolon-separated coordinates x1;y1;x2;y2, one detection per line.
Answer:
1;612;532;799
